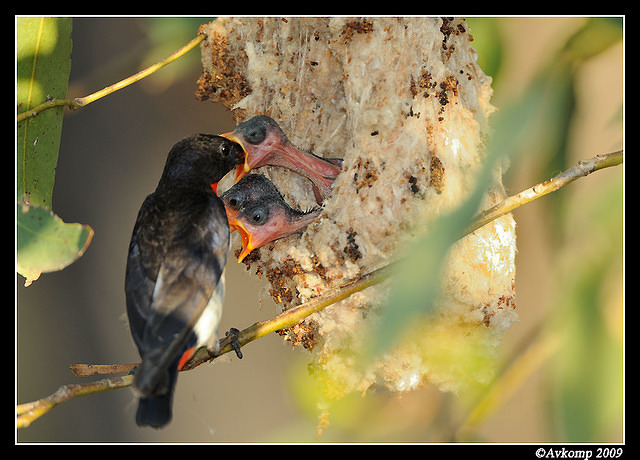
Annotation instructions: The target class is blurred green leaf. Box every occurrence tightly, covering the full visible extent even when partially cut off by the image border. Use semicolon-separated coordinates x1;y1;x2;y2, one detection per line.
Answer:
466;18;504;84
562;17;622;64
17;16;72;209
16;17;95;286
537;18;621;240
549;179;623;441
367;72;549;360
17;204;94;286
359;21;608;402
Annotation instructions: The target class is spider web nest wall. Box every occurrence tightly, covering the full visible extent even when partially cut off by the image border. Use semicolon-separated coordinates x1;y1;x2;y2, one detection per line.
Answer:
196;17;517;399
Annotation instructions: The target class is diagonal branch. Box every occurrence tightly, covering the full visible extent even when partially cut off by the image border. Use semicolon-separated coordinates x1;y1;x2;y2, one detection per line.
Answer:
17;34;205;123
191;150;624;368
467;150;623;235
183;261;397;370
17;149;622;428
17;374;134;429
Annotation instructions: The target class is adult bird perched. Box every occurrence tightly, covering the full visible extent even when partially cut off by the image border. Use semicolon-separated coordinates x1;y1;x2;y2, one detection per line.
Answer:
222;174;321;263
125;134;244;428
221;115;342;203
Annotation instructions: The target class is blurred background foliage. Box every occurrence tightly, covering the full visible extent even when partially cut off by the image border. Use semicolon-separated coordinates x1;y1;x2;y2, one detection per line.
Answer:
16;17;623;443
466;16;623;443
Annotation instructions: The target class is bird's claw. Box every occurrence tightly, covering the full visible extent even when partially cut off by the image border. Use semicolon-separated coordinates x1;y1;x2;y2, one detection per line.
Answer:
226;328;243;359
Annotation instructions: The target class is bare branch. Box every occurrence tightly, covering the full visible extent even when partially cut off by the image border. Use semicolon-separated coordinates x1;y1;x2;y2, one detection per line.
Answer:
70;363;137;377
17;375;134;429
16;150;622;428
183;262;397;370
162;149;626;370
467;150;623;235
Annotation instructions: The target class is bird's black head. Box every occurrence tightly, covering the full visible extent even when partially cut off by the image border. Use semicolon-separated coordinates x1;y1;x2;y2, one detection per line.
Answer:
159;134;244;189
222;173;282;210
221;173;323;262
222;173;286;227
235;115;285;145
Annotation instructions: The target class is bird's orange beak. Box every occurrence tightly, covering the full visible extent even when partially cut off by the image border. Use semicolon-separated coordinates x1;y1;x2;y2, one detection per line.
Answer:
220;131;252;183
227;218;255;263
223;204;254;263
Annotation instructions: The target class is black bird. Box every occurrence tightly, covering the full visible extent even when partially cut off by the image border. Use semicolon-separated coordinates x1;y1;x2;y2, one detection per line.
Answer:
125;134;243;428
221;115;342;203
221;174;321;262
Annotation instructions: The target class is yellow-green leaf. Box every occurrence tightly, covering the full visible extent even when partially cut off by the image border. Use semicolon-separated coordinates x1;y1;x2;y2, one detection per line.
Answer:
17;204;94;287
17;16;72;208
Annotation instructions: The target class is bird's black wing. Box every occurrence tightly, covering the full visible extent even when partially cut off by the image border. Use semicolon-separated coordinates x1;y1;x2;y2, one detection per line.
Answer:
125;189;230;396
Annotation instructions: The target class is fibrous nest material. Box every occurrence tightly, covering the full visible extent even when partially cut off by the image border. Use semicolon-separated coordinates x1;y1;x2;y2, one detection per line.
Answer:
197;17;517;398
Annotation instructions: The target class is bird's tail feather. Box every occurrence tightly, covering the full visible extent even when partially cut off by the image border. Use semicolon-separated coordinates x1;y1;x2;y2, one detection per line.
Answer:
135;364;178;428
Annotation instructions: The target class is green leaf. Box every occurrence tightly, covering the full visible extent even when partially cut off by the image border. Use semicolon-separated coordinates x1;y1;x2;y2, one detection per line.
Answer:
549;180;623;441
562;17;622;64
17;204;94;287
16;18;94;285
17;16;72;208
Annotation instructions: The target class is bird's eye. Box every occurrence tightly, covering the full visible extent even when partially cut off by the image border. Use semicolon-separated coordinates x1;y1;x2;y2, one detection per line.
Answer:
245;126;266;145
249;206;269;225
220;143;230;157
224;193;243;210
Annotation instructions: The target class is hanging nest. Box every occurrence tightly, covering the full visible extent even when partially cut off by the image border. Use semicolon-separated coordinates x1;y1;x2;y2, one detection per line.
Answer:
197;17;517;398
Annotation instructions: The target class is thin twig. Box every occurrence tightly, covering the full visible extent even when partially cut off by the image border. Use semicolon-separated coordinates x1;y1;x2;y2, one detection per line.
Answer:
467;150;623;235
16;34;205;123
16;150;623;428
70;363;137;377
17;375;134;429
